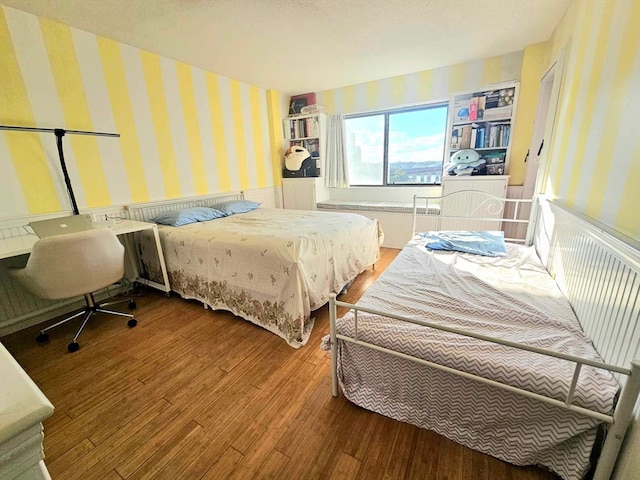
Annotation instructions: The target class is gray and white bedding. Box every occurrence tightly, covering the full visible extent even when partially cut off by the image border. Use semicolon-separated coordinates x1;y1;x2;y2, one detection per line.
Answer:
140;207;381;347
323;236;619;480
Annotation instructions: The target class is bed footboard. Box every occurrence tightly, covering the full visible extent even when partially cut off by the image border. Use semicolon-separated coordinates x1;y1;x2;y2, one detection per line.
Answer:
329;195;640;480
328;293;639;480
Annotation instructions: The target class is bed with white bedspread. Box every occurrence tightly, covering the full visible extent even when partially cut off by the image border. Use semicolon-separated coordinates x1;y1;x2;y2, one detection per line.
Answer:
136;203;380;347
324;193;640;480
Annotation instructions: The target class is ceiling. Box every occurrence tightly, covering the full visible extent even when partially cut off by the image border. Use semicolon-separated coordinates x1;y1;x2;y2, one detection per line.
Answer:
1;0;571;94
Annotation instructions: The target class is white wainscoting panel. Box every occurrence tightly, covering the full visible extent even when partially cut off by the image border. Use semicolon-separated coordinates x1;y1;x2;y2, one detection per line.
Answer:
535;199;640;382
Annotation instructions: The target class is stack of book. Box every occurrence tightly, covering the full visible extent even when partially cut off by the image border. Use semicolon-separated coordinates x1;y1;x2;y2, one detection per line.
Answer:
452;87;515;123
288;117;320;139
451;123;511;150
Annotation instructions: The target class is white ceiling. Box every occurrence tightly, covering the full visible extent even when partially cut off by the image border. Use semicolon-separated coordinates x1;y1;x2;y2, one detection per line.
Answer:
1;0;571;94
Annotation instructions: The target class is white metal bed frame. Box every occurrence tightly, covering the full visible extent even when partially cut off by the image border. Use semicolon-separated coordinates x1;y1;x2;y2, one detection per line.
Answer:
125;191;244;222
329;193;640;480
411;190;533;243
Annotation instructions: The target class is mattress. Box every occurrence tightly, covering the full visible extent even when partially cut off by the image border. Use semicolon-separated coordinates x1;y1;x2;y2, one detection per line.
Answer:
323;236;619;480
141;207;381;347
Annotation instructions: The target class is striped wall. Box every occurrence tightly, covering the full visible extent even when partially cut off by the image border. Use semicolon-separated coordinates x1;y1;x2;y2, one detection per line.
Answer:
541;4;640;478
316;51;524;116
0;5;280;219
315;49;543;185
541;0;640;243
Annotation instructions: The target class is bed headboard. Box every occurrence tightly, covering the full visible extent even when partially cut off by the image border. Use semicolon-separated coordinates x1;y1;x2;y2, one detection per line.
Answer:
126;192;244;222
413;191;532;243
533;197;640;383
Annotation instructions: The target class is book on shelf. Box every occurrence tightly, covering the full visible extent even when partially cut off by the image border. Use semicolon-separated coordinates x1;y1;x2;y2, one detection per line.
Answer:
288;116;321;139
476;128;485;148
469;97;478;121
485;90;500;109
451;127;461;149
460;125;472;149
477;96;486;120
453;94;473;122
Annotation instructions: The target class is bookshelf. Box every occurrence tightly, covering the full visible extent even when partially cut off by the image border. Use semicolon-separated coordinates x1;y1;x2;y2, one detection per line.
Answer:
445;82;519;177
282;113;328;210
282;113;327;178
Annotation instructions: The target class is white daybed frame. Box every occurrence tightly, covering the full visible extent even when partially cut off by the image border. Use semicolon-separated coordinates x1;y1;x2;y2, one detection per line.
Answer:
328;192;640;480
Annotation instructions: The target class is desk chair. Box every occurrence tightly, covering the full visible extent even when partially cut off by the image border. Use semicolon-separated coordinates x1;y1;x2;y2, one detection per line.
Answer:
11;228;137;353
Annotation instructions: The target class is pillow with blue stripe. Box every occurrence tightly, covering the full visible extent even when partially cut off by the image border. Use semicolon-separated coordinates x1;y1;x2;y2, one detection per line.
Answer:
152;207;226;227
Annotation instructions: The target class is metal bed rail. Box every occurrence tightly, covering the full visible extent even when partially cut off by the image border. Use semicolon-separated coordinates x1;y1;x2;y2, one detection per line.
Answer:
328;293;640;480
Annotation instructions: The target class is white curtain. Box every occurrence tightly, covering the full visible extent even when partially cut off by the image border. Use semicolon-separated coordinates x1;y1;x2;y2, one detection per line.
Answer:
324;114;349;188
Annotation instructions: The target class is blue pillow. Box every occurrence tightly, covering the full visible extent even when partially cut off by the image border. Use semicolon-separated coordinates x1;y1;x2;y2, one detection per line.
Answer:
152;207;226;227
212;200;260;215
423;231;507;257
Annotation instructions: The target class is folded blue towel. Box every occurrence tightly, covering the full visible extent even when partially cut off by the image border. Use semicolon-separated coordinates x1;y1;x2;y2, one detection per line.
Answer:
423;231;507;257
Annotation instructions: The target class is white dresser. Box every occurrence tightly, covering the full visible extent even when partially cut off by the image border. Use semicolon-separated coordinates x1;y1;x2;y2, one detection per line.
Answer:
0;343;54;480
282;177;329;210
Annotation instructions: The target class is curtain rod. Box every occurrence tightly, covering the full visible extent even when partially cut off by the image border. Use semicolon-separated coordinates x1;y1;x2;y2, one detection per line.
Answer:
0;125;120;215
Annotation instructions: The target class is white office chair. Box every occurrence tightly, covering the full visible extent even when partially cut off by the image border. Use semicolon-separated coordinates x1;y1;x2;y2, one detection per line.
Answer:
11;228;137;353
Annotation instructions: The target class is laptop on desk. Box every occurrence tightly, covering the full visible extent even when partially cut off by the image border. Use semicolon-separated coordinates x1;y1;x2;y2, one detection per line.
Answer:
29;215;94;239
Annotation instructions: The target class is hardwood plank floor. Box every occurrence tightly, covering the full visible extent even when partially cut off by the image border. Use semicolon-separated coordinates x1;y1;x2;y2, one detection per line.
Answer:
2;247;558;480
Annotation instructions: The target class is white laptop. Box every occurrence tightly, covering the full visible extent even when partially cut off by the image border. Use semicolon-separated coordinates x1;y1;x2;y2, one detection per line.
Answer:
29;215;94;239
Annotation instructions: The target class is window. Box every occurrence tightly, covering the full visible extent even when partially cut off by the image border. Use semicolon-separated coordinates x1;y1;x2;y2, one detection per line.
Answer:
345;103;448;186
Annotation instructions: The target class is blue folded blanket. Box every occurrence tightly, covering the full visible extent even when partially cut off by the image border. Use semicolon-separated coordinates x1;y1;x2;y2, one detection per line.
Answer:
423;231;507;257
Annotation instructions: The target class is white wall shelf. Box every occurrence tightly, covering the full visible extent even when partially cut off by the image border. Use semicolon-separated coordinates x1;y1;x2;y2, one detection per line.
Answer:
445;82;519;178
282;113;328;210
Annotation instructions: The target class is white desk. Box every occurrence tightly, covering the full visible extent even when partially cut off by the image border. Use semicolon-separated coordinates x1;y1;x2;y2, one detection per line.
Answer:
0;220;170;293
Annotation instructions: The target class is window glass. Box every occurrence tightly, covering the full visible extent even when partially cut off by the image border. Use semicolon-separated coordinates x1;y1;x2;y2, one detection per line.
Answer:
345;103;448;186
345;114;385;185
387;107;447;185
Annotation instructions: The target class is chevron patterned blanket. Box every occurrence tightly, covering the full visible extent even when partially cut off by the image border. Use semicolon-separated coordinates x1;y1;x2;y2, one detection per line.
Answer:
323;238;619;480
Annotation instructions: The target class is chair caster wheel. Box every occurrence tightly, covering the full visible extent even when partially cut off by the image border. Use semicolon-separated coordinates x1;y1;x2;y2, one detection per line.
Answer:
129;300;137;310
68;342;80;353
127;319;137;328
36;333;49;343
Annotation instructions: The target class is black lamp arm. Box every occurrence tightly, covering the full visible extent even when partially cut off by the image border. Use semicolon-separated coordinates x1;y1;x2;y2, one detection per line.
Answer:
0;125;119;216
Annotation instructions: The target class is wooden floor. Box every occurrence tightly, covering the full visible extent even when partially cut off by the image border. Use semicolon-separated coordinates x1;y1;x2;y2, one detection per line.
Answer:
3;247;558;480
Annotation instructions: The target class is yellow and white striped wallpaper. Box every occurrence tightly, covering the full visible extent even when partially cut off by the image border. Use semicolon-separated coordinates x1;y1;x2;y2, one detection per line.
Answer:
0;5;282;218
316;51;524;116
315;49;544;185
541;0;640;242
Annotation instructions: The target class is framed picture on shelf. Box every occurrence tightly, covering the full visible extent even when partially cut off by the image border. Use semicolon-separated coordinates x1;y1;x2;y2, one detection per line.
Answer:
289;92;316;115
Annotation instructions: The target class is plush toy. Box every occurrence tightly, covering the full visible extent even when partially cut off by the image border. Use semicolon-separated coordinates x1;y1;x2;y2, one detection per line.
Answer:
284;146;311;171
283;146;318;177
450;149;481;166
444;149;485;176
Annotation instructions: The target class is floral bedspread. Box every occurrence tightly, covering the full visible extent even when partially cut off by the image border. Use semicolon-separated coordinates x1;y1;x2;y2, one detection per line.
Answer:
140;208;381;347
